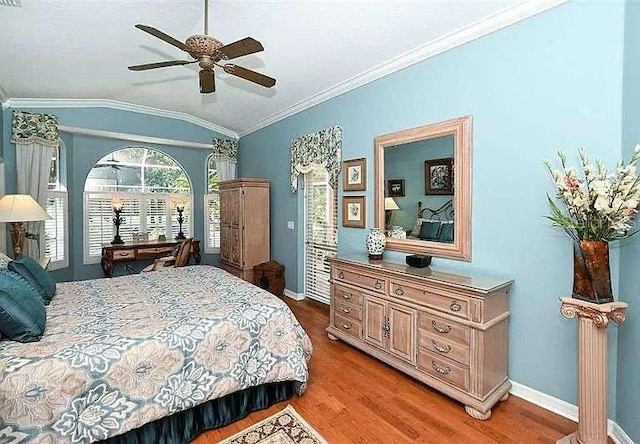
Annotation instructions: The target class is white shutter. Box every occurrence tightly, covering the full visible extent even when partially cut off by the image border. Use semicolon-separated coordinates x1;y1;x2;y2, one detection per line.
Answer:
145;197;169;240
304;169;338;304
204;194;220;253
45;191;68;269
85;193;114;261
117;198;142;243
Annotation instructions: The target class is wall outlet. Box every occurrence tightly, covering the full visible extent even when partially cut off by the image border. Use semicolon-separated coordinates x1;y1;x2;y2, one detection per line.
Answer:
287;221;295;230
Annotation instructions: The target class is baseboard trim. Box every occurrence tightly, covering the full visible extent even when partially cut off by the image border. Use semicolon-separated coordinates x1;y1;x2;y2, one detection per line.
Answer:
283;289;305;301
510;381;633;444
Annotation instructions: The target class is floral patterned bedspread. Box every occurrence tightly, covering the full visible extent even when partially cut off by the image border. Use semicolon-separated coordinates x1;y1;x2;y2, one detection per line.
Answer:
0;266;312;443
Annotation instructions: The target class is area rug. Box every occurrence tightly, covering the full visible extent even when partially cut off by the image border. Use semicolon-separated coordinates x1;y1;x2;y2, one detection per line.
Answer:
218;405;327;444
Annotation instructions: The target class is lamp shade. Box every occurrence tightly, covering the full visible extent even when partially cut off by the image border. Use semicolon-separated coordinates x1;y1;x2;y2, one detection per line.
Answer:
384;197;400;211
0;195;51;223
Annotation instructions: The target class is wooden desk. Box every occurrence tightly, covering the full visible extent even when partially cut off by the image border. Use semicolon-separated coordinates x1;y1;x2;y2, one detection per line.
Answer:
101;239;201;277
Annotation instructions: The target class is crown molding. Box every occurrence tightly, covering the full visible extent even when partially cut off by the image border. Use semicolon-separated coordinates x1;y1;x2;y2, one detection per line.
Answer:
3;98;238;139
237;0;569;137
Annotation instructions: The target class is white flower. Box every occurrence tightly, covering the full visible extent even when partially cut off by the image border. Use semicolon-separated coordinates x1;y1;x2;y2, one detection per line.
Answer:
594;196;612;214
635;144;640;154
624;199;638;210
590;180;609;196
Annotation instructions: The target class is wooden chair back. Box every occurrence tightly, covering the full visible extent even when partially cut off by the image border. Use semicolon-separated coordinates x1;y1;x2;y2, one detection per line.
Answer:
174;238;193;268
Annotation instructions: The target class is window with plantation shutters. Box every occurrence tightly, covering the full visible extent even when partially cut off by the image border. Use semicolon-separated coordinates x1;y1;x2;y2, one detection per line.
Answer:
45;142;68;270
304;169;338;304
83;147;193;264
44;191;68;269
204;194;220;253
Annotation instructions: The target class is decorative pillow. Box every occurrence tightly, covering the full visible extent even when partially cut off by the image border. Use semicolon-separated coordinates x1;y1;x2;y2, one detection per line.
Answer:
418;221;441;240
438;222;454;243
8;256;56;304
0;252;11;269
0;269;46;342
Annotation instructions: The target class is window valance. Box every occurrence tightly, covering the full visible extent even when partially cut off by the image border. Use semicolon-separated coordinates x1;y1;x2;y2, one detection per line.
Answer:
290;126;342;193
211;138;238;162
11;111;59;148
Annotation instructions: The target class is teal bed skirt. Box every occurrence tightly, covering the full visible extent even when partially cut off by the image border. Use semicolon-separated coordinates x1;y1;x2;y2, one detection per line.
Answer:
100;381;302;444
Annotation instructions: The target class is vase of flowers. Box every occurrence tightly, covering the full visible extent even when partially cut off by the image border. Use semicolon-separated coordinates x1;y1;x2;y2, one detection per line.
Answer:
546;147;640;304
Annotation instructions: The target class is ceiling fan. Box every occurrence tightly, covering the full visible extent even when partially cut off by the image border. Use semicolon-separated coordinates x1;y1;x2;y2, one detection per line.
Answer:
128;0;276;93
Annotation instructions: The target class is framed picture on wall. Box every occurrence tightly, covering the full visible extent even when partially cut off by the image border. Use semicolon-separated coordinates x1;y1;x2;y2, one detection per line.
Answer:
342;196;366;228
343;158;366;191
387;179;405;197
425;158;453;195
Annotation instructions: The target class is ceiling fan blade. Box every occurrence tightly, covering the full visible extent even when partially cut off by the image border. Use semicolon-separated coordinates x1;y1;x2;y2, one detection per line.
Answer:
199;70;215;93
135;24;188;52
128;60;196;71
218;37;264;60
223;64;276;88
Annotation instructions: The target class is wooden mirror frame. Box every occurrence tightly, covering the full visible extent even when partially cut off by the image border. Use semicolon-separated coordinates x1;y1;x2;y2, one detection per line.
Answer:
374;116;472;261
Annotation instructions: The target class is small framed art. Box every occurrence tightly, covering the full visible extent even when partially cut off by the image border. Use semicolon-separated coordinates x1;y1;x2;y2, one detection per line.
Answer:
343;158;366;191
342;196;366;228
425;157;454;195
387;179;405;197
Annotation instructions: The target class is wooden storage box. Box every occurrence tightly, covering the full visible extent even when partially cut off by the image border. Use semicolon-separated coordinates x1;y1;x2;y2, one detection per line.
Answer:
253;260;285;296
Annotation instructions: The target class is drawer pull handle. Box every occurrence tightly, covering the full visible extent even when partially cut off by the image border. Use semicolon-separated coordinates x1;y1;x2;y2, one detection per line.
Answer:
432;361;451;375
341;306;352;314
341;322;352;330
342;293;352;300
432;340;452;354
374;280;382;290
431;320;452;334
450;301;462;312
117;252;130;257
395;287;404;296
338;271;345;279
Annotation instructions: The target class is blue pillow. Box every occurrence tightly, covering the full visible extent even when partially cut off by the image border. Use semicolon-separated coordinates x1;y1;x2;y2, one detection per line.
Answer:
0;269;46;342
8;256;56;304
438;222;454;243
418;221;441;241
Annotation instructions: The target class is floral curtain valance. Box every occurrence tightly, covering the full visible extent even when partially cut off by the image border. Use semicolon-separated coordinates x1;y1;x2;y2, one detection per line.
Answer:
290;126;342;193
11;111;59;148
211;138;238;162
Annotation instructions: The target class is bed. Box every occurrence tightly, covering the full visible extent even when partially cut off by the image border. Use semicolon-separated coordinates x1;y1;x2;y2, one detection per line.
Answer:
0;266;312;443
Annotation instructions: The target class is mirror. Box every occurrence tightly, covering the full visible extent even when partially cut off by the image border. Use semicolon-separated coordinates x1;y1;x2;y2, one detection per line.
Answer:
374;116;472;261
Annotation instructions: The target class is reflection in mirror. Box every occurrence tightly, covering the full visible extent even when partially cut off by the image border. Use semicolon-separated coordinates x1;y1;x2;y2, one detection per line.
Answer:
384;136;455;244
374;116;471;261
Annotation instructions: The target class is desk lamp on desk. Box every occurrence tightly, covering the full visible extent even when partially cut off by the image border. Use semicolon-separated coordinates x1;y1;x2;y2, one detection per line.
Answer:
0;194;51;257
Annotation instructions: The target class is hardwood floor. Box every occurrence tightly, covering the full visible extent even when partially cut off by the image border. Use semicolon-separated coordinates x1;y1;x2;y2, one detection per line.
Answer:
194;298;580;443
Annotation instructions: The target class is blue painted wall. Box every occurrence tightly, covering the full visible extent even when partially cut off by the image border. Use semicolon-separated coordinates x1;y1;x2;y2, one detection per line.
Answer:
616;1;640;440
240;1;627;412
384;136;454;230
1;107;230;281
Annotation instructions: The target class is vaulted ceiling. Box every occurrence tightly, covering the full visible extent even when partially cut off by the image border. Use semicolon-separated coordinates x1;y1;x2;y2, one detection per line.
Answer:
1;1;541;135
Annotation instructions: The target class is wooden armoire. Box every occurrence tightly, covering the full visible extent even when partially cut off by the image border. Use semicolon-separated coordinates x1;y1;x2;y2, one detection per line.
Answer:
219;179;270;282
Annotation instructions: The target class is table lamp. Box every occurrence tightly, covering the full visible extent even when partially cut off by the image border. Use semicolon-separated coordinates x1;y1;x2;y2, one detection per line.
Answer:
384;197;400;229
0;194;52;256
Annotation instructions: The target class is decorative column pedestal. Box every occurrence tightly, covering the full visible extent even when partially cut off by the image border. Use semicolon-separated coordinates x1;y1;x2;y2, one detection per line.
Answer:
557;297;627;444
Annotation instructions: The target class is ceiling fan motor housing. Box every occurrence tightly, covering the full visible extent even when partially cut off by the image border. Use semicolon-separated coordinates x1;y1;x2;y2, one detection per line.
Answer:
185;35;226;61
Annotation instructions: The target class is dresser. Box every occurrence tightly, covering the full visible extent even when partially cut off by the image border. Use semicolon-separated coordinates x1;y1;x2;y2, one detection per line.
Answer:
327;255;513;420
219;179;270;282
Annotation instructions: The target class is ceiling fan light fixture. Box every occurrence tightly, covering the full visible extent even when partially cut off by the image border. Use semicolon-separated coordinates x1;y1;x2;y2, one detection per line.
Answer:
185;35;225;60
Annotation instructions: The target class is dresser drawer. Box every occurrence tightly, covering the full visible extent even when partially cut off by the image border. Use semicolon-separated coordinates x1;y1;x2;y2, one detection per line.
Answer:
334;267;386;294
112;249;136;260
418;312;470;346
335;301;363;321
390;280;470;319
334;314;362;339
418;348;470;391
333;284;364;306
418;330;469;365
137;246;175;256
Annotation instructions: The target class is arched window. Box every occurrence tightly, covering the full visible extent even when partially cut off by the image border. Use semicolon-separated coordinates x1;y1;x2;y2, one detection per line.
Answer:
83;147;193;263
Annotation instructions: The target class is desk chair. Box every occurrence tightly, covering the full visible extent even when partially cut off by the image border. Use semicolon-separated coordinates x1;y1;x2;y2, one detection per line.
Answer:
142;238;193;272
